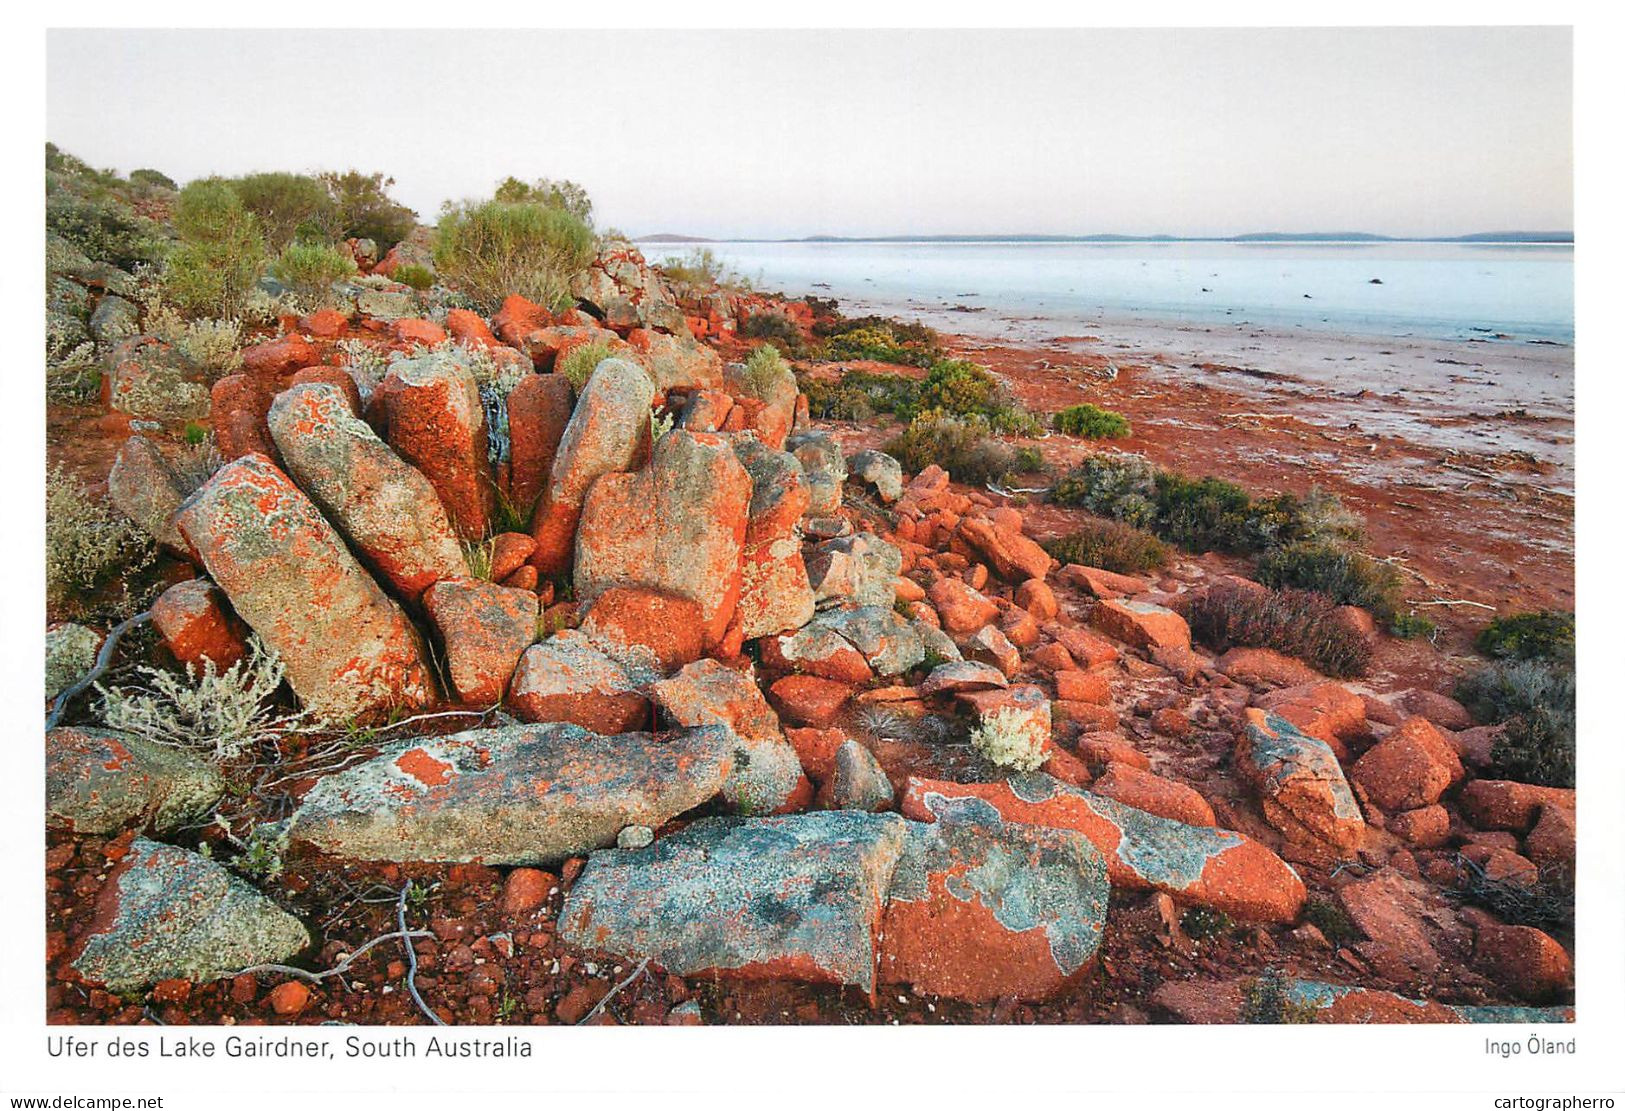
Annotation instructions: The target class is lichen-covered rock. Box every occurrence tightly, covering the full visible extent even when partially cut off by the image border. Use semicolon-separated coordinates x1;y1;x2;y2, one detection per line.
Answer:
1350;716;1465;812
574;429;751;652
901;772;1306;923
1154;976;1573;1025
507;630;650;733
211;374;279;463
373;347;494;540
70;840;308;991
45;623;102;701
108;435;192;552
46;727;225;834
175;453;436;720
287;722;734;864
560;812;908;993
808;604;925;677
819;739;895;811
730;433;816;640
1090;599;1191;652
955;515;1053;583
1235;708;1365;861
928;576;999;636
505;372;573;514
1091;762;1217;828
963;685;1053;770
423;577;539;705
785;431;847;515
1459;779;1576;833
806;532;902;609
151;578;249;673
107;339;209;420
846;449;903;503
269;382;468;602
880;792;1108;1002
651;659;811;815
762;619;874;683
578;585;706;671
920;660;1008;696
529;358;655;577
624;327;724;391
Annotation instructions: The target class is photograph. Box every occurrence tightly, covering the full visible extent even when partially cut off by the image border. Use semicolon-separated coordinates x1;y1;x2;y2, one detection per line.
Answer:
7;12;1620;1109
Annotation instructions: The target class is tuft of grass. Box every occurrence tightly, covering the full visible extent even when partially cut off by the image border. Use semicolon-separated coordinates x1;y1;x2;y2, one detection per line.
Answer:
1185;581;1373;678
557;340;616;393
740;344;795;402
1389;612;1437;640
271;240;358;303
393;263;435;290
462;539;495;581
1044;518;1170;575
1476;611;1575;665
1053;403;1131;439
435;197;596;314
1241;970;1321;1025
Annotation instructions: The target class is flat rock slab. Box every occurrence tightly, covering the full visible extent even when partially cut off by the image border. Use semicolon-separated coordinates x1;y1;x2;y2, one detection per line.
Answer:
561;812;908;994
507;631;650;734
880;793;1108;1003
1236;709;1365;860
46;727;225;834
71;839;308;992
900;772;1305;923
287;722;734;864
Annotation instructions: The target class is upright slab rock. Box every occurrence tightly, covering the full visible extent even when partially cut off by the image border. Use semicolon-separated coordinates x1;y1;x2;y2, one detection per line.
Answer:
560;812;908;994
423;577;539;705
505;372;574;513
1236;709;1365;861
880;793;1109;1002
530;358;655;577
71;840;308;992
651;659;812;814
287;722;734;864
46;726;224;834
175;454;436;720
574;429;751;650
900;772;1305;923
730;433;816;639
108;435;192;553
268;382;468;603
373;348;494;540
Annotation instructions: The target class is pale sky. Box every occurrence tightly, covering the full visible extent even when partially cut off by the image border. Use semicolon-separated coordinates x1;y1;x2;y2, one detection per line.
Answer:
46;27;1572;239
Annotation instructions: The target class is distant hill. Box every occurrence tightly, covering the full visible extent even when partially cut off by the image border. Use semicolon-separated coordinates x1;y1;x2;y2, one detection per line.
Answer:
636;233;717;243
638;230;1573;245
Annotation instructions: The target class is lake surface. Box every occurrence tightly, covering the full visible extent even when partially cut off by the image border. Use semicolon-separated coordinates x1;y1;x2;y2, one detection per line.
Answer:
671;240;1573;344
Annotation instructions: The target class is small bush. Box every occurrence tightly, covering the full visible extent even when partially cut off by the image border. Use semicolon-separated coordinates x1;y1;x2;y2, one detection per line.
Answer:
1476;611;1575;664
969;706;1047;772
45;183;169;270
1053;403;1131;439
798;367;919;422
1301;897;1362;946
740;308;802;352
739;344;795;402
1241;971;1320;1025
491;176;593;224
911;359;1039;434
1051;453;1159;527
97;638;305;763
557;340;616;393
1152;471;1258;553
885;415;1020;487
46;465;156;616
1180;906;1236;941
435;198;596;313
228;172;338;251
393;263;435;291
1255;540;1405;621
130;168;178;192
163;180;267;317
1457;660;1575;788
271;241;357;302
1185;581;1373;678
1044;518;1170;575
1453;854;1574;929
1389;612;1437;640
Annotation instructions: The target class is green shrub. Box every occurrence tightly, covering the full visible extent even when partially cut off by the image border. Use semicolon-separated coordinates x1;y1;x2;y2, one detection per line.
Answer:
1255;540;1405;620
1457;660;1575;788
1012;445;1046;473
885;414;1020;487
1044;518;1170;575
798;367;920;422
393;263;434;290
163;180;267;317
491;175;594;224
435;198;597;313
1241;971;1320;1025
45;186;168;270
1301;897;1362;946
318;170;418;249
1389;613;1437;640
739;344;795;402
270;241;357;301
1180;906;1236;941
558;340;616;392
1053;403;1131;439
1476;611;1575;664
1051;453;1159;527
1185;581;1372;678
130;168;178;191
1152;471;1258;553
741;308;802;352
228;172;338;251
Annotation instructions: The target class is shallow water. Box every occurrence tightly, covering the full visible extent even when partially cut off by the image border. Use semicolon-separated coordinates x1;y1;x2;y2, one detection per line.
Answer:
680;240;1574;343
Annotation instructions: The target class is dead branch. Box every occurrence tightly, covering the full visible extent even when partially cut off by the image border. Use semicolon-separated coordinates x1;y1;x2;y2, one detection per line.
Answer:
232;927;433;984
46;609;153;729
398;884;446;1026
577;957;651;1026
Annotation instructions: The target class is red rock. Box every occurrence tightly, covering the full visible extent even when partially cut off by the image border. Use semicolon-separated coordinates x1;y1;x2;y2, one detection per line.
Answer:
375;348;495;540
1150;707;1191;738
488;532;538;582
1255;681;1368;760
446;308;500;349
1388;804;1451;847
1054;669;1111;705
1236;709;1364;861
503;565;540;592
501;868;556;915
267;980;311;1016
1216;646;1322;687
1043;623;1120;668
768;674;854;727
1062;564;1150;599
784;727;848;784
150;978;191;1003
1336;868;1443;981
505;373;573;515
507;632;648;733
761;624;874;684
1399;688;1475;731
151;578;249;672
287;366;363;414
1351;716;1465;812
389;317;447;347
1092;763;1216;827
424;578;539;705
298;308;350;339
927;577;998;636
573;430;751;651
578;586;706;670
1042;746;1093;787
959;624;1021;678
1027;641;1075;672
1091;599;1191;652
1054;701;1120;733
210;374;278;462
955;516;1052;583
1524;803;1576;880
1459;780;1575;833
175;454;436;720
1015;578;1058;621
997;605;1041;649
1474;925;1573;1001
241;334;319;377
491;295;552;353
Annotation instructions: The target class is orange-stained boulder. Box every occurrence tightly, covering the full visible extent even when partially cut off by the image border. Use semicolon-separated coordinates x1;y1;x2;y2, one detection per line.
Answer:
388;317;446;348
578;585;706;671
423;577;539;705
1235;709;1364;862
1090;599;1191;652
768;674;855;727
505;373;573;515
1092;762;1216;827
506;631;649;733
1474;924;1574;1001
1043;622;1121;668
729;433;816;640
374;347;494;540
240;333;319;377
1015;578;1059;621
211;374;279;463
1459;779;1576;833
151;578;249;673
287;366;363;415
927;576;999;636
954;516;1053;583
446;308;500;349
1351;716;1465;812
175;454;436;720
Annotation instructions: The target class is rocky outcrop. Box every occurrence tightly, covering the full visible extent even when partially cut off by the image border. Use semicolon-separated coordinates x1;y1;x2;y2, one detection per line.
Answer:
287;722;735;864
507;631;650;733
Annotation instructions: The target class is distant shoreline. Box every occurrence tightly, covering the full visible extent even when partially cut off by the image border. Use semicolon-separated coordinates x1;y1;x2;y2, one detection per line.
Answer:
637;232;1574;245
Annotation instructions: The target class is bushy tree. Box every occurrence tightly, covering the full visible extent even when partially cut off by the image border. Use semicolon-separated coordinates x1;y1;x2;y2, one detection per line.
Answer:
163;179;267;317
318;170;418;249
